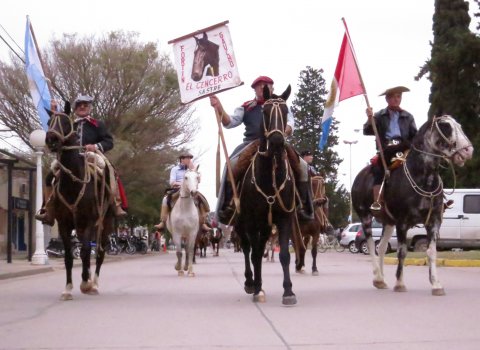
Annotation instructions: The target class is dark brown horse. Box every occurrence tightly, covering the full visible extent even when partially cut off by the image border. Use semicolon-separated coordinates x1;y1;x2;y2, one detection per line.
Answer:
352;115;473;295
194;228;210;262
295;176;329;275
235;85;300;305
191;32;219;82
45;112;115;300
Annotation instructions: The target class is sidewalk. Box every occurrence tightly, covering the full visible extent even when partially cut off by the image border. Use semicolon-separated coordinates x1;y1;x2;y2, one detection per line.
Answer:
0;251;167;280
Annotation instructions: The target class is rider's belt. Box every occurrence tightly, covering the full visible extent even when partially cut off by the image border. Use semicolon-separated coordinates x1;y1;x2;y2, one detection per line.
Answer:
386;139;401;146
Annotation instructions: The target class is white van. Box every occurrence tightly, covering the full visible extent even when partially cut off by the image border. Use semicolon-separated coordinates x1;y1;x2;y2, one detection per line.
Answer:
407;189;480;251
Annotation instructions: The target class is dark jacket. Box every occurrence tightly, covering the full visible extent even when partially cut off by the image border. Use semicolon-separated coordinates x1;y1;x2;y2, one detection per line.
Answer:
74;117;113;153
363;108;417;150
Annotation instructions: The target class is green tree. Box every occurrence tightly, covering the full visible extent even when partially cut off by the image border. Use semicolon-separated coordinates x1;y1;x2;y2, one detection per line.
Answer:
0;31;197;225
290;66;350;228
416;0;480;187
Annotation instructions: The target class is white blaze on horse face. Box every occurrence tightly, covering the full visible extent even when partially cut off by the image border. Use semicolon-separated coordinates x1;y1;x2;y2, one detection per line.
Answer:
444;117;474;166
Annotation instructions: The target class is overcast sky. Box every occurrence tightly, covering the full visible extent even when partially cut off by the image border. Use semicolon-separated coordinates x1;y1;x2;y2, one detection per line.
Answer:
1;0;477;209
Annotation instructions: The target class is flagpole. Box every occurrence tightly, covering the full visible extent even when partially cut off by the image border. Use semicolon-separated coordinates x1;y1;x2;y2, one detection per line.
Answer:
341;18;389;175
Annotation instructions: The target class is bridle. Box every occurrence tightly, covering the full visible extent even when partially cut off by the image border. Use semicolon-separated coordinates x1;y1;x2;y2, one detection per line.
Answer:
262;98;288;139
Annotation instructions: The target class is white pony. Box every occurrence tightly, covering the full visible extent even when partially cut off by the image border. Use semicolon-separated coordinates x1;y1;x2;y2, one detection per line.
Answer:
167;167;200;277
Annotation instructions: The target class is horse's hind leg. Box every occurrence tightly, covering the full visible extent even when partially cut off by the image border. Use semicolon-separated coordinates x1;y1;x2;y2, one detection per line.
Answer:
311;234;319;276
240;234;254;294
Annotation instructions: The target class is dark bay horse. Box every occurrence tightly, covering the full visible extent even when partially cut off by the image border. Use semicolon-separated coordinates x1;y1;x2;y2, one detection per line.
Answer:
352;115;473;295
235;85;300;305
295;176;329;275
209;227;223;257
45;112;115;300
191;32;219;82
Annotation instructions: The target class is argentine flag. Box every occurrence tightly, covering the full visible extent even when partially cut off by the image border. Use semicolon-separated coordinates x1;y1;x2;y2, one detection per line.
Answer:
25;16;51;131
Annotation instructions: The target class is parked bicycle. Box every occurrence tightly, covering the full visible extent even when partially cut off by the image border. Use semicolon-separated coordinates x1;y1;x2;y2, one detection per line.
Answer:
317;234;345;253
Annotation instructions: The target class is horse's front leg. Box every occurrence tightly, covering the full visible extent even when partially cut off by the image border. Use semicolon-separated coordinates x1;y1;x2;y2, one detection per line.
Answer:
172;234;183;276
60;226;74;300
79;230;95;294
375;224;394;289
278;220;296;305
425;222;445;296
238;228;254;294
295;236;307;273
251;230;267;303
394;226;409;292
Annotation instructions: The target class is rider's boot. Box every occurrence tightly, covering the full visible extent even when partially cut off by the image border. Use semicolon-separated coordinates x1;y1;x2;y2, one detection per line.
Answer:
217;181;235;224
154;202;169;230
35;186;55;226
296;181;314;221
114;194;127;218
370;185;382;211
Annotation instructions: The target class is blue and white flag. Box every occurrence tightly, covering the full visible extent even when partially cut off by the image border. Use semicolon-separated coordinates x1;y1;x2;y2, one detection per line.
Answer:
25;16;51;131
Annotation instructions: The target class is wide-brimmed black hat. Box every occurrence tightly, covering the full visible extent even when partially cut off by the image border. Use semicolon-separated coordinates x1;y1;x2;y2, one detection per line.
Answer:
379;86;410;97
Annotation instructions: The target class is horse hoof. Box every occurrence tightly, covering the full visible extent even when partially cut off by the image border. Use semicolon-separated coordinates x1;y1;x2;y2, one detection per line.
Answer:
295;268;305;274
282;295;297;306
60;293;73;301
253;290;266;303
188;272;195;277
178;270;184;276
87;286;99;295
432;288;445;296
175;264;181;271
393;285;408;292
80;281;93;294
373;280;388;289
244;285;255;294
312;270;319;276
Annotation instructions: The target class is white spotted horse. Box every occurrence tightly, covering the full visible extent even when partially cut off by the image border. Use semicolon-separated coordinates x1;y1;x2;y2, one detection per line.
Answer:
352;115;473;295
45;111;115;300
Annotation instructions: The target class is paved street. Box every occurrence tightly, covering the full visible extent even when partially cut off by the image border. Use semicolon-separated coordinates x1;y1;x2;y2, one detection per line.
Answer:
1;249;480;350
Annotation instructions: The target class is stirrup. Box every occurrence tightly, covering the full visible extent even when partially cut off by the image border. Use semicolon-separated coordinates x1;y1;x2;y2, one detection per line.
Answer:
370;201;382;211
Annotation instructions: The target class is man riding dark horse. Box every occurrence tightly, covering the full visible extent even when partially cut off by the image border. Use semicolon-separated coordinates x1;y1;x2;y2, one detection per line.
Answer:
209;76;314;224
35;95;127;225
364;86;417;211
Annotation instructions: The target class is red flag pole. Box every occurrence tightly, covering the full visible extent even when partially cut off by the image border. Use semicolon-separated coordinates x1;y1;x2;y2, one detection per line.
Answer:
341;18;388;175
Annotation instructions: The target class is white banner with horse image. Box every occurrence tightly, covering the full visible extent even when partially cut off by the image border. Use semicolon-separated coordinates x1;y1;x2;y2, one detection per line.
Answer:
169;21;243;104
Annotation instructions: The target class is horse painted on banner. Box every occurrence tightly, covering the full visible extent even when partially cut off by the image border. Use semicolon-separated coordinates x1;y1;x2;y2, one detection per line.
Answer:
191;32;219;82
45;111;115;300
235;85;302;305
295;176;330;275
168;167;201;277
352;115;473;295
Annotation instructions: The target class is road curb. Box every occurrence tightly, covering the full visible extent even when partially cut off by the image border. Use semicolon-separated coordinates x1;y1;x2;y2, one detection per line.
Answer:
0;266;55;280
384;257;480;267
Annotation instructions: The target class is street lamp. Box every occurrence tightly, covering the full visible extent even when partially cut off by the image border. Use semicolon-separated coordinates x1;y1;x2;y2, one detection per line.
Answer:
29;129;49;265
343;139;358;223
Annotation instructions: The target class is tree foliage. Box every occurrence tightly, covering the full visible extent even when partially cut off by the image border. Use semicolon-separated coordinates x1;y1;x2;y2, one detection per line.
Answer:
0;31;198;225
290;66;350;228
416;0;480;187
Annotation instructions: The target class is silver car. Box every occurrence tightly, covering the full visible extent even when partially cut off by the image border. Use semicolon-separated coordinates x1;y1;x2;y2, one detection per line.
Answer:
339;223;362;253
355;219;398;255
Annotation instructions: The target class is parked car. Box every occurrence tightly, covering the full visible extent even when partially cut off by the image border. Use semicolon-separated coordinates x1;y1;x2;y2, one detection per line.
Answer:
407;189;480;251
354;219;398;255
339;223;362;253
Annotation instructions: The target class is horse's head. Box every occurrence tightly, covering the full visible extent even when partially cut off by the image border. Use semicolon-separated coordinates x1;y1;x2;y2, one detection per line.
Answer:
181;166;200;197
261;85;291;152
191;32;219;82
45;112;78;152
422;115;473;166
